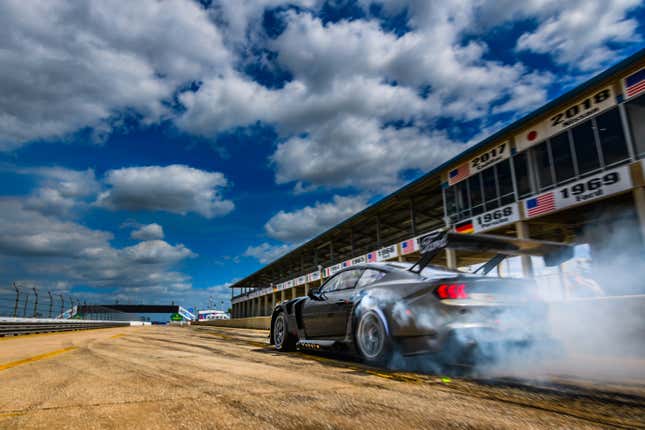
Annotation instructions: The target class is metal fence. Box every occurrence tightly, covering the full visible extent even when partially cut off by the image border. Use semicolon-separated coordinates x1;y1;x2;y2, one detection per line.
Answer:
0;283;124;320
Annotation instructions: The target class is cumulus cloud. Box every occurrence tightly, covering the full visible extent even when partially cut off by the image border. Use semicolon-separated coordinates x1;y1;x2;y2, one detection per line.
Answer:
130;223;164;240
123;240;195;264
265;195;368;243
0;198;196;294
272;117;461;192
96;165;234;218
0;0;230;149
0;199;111;257
515;0;641;70
244;242;292;264
176;8;555;193
20;167;100;217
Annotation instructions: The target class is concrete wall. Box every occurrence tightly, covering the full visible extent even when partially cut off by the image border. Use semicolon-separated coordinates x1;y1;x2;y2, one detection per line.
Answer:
194;317;271;330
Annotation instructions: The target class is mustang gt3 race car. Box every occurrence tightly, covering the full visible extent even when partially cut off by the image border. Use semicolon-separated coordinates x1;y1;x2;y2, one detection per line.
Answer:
269;231;573;366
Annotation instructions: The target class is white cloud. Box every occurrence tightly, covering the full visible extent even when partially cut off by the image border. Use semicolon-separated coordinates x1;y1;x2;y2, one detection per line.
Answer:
0;0;230;149
271;117;461;192
177;9;554;193
244;242;292;264
516;0;641;70
0;199;111;257
0;198;197;294
96;165;234;218
123;240;195;264
130;223;164;241
21;167;100;217
265;195;368;243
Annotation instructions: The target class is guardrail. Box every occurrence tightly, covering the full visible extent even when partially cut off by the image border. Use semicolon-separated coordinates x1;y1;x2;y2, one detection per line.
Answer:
0;317;130;337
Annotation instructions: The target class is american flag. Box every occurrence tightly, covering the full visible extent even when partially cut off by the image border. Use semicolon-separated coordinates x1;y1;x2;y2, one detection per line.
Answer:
526;192;555;217
625;68;645;99
366;252;377;263
448;163;469;185
400;238;417;255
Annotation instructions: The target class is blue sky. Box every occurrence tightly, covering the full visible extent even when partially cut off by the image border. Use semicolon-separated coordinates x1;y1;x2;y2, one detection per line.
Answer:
0;0;644;310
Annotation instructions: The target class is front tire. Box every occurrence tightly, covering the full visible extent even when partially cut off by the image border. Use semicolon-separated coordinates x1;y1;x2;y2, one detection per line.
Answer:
272;312;295;351
355;310;391;366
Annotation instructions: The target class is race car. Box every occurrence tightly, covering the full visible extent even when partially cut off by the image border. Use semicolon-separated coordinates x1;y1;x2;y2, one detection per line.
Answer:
269;231;573;367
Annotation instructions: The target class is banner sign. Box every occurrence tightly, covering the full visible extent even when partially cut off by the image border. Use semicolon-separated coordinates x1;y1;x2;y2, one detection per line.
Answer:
447;141;510;185
377;244;399;261
326;263;342;277
516;86;616;152
453;203;520;234
522;165;632;218
307;271;320;282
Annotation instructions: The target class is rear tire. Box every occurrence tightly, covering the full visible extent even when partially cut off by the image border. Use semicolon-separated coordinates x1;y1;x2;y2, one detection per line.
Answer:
355;310;391;366
272;312;295;351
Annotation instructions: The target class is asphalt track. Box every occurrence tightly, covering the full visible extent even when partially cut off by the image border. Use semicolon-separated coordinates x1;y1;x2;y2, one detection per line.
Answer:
0;326;643;429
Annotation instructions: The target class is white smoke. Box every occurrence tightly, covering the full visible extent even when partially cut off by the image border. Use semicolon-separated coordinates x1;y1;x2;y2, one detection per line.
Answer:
358;219;645;384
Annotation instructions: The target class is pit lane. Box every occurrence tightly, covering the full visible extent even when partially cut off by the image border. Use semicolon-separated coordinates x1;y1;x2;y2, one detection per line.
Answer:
0;325;643;429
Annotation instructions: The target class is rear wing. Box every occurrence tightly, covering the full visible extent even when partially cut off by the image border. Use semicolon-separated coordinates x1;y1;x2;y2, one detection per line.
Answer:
410;230;574;273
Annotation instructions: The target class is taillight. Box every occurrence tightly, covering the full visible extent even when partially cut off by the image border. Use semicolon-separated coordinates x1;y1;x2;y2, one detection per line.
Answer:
435;283;468;300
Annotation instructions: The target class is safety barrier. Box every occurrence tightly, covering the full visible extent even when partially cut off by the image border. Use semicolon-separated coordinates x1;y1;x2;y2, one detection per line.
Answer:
0;317;130;337
193;317;271;330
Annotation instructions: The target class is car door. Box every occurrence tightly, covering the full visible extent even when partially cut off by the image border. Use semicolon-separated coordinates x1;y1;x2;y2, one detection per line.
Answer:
301;273;341;338
310;269;363;339
321;269;362;338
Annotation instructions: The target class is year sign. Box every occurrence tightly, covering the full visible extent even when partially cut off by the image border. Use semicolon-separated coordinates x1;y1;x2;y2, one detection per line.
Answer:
550;88;612;131
470;142;508;172
560;172;619;199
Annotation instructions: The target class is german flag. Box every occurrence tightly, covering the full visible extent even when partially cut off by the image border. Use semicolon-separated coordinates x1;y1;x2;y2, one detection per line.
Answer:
455;220;474;234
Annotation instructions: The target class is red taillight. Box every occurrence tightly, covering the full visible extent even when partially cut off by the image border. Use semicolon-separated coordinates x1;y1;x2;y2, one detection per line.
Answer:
436;283;468;299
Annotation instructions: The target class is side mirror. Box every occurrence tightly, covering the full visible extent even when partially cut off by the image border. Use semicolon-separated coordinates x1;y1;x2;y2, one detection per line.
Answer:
307;288;323;300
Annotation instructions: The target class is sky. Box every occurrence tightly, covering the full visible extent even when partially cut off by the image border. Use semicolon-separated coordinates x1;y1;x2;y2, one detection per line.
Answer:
0;0;644;311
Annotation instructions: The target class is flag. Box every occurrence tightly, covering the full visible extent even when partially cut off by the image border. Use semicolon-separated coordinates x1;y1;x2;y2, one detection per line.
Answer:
400;239;417;254
625;68;645;99
367;252;377;263
448;163;469;185
526;192;555;217
455;220;474;234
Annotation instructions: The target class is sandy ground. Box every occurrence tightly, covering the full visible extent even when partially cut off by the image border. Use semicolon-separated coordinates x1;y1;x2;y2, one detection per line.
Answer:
0;325;643;429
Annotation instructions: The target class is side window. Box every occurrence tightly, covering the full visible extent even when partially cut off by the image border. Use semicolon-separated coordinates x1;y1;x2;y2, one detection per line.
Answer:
320;273;342;293
357;269;386;288
335;270;362;291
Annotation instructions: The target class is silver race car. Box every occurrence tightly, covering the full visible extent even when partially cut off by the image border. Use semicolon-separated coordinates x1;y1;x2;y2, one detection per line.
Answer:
270;231;572;367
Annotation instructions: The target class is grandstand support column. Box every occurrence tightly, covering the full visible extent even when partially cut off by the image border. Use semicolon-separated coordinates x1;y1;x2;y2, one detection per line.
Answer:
446;249;457;269
633;187;645;244
291;287;297;299
516;221;534;277
304;282;309;296
281;289;286;303
263;294;268;315
271;291;276;310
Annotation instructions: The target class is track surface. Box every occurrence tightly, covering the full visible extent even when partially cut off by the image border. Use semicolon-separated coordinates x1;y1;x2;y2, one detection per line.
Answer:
0;326;643;429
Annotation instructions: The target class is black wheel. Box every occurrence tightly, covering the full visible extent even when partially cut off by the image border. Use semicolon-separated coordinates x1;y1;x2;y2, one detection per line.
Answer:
355;310;391;366
272;312;295;351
